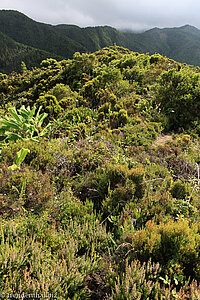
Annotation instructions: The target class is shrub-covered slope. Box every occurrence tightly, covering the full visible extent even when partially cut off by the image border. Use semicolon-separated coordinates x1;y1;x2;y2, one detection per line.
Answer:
1;47;200;298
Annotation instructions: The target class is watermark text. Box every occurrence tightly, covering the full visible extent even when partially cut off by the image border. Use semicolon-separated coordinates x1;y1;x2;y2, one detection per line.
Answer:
0;292;57;298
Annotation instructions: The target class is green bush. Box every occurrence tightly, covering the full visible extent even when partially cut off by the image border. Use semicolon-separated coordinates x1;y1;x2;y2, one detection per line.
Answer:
58;188;94;225
0;165;55;214
36;94;62;119
75;162;145;212
170;181;188;199
155;68;200;130
122;121;159;146
122;219;200;280
0;139;55;172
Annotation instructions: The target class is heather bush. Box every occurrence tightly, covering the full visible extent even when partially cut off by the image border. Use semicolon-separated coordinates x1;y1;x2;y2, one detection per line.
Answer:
102;183;135;217
74;162;145;215
170;181;188;199
122;219;200;281
1;46;200;297
57;187;95;225
122;121;159;146
111;259;162;299
0;165;55;215
0;215;97;299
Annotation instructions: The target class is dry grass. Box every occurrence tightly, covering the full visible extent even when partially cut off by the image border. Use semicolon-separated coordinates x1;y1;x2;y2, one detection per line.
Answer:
152;134;173;146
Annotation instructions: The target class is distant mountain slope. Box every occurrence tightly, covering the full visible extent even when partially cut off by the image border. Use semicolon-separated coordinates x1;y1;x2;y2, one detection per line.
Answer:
57;23;200;65
125;25;200;66
0;31;63;73
0;10;85;57
1;10;200;73
160;25;200;66
55;24;127;51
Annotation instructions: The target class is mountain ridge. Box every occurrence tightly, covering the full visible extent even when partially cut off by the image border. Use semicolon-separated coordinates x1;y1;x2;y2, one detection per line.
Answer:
1;10;200;72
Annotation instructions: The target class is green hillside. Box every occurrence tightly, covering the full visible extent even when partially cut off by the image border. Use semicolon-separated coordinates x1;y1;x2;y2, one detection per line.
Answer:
0;31;63;73
0;10;85;58
56;24;127;51
1;10;200;73
1;46;200;297
125;25;200;66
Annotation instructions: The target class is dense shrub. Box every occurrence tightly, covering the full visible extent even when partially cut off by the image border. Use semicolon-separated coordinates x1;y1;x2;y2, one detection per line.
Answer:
0;165;55;214
122;219;200;280
0;139;55;172
74;162;145;213
0;214;99;299
155;68;200;130
1;46;200;297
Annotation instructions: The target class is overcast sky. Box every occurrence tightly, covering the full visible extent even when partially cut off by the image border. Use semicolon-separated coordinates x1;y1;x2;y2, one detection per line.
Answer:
0;0;199;31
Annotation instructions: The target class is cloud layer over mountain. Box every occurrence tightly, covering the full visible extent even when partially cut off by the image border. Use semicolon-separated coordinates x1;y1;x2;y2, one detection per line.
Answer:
1;0;199;31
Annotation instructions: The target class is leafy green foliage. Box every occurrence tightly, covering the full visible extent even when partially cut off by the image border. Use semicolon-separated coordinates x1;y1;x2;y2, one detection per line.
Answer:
155;68;200;130
0;105;51;142
1;46;200;298
8;148;30;171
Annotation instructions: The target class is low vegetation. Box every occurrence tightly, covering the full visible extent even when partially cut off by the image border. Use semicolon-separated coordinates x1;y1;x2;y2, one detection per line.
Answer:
1;46;200;298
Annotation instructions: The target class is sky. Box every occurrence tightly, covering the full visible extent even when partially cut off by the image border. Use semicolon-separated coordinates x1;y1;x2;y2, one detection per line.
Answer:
0;0;199;32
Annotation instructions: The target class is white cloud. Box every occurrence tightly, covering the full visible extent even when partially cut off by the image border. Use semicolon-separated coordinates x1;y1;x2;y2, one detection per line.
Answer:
0;0;200;30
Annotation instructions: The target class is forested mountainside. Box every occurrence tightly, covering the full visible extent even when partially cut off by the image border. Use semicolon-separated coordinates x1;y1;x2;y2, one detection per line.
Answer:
0;10;85;57
1;46;200;298
1;10;200;73
0;31;63;73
